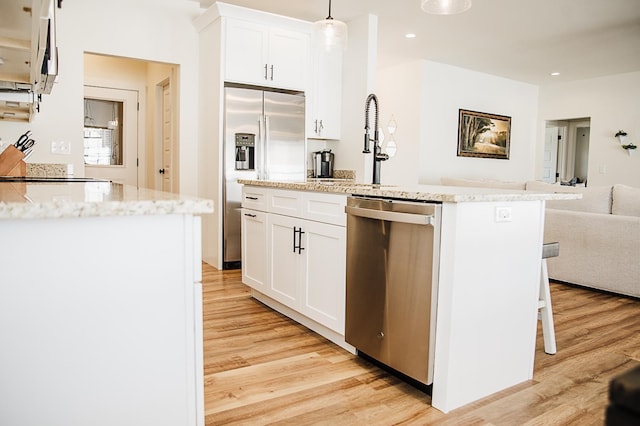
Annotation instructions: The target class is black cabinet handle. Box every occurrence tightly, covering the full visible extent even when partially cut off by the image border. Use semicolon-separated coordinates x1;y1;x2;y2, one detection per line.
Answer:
292;227;305;254
245;196;258;200
297;228;305;254
292;227;298;253
244;213;257;218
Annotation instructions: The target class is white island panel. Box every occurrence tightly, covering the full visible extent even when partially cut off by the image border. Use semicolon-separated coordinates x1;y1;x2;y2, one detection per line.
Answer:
0;181;211;426
432;200;545;413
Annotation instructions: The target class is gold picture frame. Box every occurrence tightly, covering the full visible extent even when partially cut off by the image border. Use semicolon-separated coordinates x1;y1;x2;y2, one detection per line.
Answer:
457;109;511;159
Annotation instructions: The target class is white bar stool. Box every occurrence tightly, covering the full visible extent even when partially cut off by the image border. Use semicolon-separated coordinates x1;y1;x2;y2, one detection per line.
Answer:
539;242;559;354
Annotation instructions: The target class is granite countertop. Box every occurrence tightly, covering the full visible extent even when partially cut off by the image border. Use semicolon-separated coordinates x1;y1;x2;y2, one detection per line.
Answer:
238;179;582;203
0;181;214;219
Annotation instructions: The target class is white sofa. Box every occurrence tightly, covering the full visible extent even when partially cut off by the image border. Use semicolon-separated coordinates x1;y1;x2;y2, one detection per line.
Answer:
441;177;640;298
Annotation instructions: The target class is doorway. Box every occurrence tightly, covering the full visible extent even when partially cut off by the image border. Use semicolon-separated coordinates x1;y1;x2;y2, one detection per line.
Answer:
83;53;179;190
83;86;139;186
543;118;591;185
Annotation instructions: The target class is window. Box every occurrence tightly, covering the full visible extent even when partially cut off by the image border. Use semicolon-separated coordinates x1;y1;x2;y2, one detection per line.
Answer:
83;98;124;166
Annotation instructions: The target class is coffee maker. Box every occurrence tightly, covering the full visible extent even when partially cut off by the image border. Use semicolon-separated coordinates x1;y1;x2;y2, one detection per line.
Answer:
235;133;255;170
312;149;334;178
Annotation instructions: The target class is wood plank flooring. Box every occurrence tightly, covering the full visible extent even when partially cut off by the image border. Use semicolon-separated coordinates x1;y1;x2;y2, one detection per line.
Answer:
202;264;640;425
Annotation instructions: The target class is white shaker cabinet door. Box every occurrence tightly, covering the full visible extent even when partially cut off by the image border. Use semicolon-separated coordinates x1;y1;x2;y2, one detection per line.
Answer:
241;208;269;293
268;213;302;307
267;28;309;91
307;47;342;140
225;19;269;86
300;220;346;334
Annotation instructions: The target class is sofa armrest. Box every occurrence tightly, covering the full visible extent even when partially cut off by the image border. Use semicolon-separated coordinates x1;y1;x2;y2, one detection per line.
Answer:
544;208;640;298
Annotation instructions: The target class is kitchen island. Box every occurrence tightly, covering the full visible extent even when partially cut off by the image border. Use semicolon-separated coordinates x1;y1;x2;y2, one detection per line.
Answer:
239;179;578;413
0;180;213;426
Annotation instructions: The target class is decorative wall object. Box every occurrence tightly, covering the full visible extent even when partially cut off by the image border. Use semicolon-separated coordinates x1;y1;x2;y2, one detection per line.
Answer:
457;109;511;160
615;130;636;155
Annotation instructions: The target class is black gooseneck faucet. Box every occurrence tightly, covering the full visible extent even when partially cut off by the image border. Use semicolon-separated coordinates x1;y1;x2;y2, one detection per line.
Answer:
363;94;389;185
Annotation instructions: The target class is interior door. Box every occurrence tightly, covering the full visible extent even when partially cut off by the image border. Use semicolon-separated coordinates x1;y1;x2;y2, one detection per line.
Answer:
84;86;139;186
161;82;173;192
542;127;559;183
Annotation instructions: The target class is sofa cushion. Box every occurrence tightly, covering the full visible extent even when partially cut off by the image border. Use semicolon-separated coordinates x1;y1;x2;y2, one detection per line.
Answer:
612;184;640;217
525;181;612;214
440;177;526;190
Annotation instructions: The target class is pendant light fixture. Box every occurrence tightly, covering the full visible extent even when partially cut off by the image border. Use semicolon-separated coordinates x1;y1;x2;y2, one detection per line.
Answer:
313;0;348;51
421;0;472;15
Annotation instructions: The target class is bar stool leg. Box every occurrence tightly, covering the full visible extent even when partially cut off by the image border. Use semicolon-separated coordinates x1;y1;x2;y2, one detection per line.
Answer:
539;259;557;354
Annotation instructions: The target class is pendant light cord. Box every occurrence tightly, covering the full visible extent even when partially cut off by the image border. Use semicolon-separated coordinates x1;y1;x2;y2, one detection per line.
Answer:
327;0;333;20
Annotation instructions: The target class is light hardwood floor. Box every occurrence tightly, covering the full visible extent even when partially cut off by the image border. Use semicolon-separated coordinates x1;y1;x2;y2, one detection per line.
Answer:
202;264;640;425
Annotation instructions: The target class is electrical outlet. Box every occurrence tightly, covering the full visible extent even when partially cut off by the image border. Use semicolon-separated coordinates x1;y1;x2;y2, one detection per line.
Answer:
51;141;71;155
495;207;512;223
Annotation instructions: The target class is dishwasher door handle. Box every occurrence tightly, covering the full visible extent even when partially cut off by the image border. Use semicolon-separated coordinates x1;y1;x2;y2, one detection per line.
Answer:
345;206;434;225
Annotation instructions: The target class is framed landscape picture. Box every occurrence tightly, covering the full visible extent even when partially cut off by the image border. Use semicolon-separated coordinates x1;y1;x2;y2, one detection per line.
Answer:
457;109;511;159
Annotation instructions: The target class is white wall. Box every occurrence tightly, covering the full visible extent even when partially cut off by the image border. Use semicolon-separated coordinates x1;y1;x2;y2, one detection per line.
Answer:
376;61;424;186
328;14;378;183
0;0;202;195
537;71;640;187
377;60;540;186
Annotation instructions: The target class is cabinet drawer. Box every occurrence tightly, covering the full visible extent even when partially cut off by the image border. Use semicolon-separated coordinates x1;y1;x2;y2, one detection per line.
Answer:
242;186;269;211
303;192;347;226
269;189;303;217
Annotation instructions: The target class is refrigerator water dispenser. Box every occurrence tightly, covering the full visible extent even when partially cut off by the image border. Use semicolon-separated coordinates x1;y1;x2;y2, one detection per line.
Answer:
235;133;255;170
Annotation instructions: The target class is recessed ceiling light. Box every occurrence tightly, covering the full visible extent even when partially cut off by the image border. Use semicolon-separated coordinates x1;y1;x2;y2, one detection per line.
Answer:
405;33;416;39
551;72;560;76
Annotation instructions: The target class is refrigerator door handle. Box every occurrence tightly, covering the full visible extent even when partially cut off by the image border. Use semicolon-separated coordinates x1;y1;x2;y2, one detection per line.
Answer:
264;115;270;180
257;115;265;179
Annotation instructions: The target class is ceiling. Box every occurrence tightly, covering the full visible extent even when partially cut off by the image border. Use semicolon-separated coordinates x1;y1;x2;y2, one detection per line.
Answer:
194;0;640;85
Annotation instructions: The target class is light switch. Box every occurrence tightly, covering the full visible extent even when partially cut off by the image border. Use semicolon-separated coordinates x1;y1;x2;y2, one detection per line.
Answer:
51;141;71;155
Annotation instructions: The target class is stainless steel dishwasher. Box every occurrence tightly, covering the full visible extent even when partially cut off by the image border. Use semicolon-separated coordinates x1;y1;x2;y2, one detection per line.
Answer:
345;196;442;386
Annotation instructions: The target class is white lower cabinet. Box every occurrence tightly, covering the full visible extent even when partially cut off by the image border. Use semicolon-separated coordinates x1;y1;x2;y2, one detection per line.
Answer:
241;186;347;336
267;208;346;333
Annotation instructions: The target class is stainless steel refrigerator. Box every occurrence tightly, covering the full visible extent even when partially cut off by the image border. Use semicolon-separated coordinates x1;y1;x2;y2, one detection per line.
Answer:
223;84;306;269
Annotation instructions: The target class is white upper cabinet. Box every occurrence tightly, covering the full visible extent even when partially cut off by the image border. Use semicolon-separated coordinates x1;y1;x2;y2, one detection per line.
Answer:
225;18;309;91
307;47;343;140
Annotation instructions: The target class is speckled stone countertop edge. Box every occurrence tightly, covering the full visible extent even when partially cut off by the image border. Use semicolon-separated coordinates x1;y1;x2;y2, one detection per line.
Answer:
0;182;214;220
0;199;215;220
237;179;582;203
